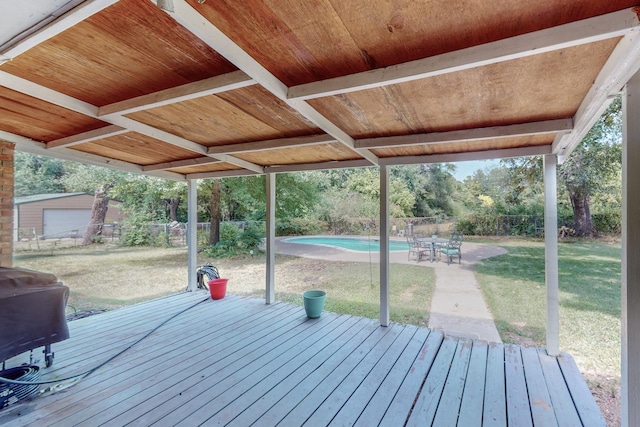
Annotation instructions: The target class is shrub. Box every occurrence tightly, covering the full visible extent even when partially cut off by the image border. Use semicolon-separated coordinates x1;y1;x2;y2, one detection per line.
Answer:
276;218;324;236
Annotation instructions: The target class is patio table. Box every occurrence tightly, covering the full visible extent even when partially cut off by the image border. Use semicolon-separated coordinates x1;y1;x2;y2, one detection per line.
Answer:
417;237;449;262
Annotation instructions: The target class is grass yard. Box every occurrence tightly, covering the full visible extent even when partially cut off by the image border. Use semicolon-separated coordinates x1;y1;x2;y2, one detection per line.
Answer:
13;245;434;327
474;240;621;376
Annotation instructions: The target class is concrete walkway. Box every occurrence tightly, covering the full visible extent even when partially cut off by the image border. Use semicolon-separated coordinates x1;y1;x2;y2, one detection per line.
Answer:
275;236;507;343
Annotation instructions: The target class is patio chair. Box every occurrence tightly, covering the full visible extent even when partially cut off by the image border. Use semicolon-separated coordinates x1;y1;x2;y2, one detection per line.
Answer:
441;232;463;264
407;236;429;262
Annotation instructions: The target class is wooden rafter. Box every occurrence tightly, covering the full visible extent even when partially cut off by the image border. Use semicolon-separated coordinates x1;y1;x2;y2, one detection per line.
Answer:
356;119;573;149
207;135;335;155
264;159;372;174
378;145;552;166
143;157;221;172
162;0;379;166
98;70;255;117
186;169;260;180
47;125;127;149
288;8;640;101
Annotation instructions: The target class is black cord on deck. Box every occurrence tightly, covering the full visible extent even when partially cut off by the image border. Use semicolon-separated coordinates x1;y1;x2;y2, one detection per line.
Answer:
0;296;210;387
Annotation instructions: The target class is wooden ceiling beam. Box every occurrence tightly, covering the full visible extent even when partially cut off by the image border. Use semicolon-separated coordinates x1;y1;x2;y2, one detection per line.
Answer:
0;70;265;174
186;169;260;180
554;32;640;159
288;8;640;101
207;134;335;155
143;157;221;172
0;0;119;62
2;129;186;181
162;0;379;166
356;119;573;149
47;125;128;149
264;159;372;174
98;71;255;117
378;145;552;166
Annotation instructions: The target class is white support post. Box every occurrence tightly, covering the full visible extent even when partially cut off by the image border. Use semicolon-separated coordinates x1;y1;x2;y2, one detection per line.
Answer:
380;165;390;326
186;179;198;292
622;72;640;427
265;173;276;304
543;154;560;356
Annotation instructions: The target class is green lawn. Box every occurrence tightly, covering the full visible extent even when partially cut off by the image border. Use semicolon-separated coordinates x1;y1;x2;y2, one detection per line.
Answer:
14;246;435;327
474;240;621;376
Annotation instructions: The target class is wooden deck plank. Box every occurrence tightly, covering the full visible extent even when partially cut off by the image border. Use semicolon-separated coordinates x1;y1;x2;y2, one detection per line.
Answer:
213;317;375;426
87;306;324;426
378;329;444;427
457;340;489;427
557;352;607;427
432;338;473;426
236;319;381;426
537;349;584;427
174;315;362;426
521;346;558;427
353;327;431;426
8;294;273;426
42;302;305;426
406;335;459;426
0;294;605;427
6;291;215;368
274;324;400;425
325;325;420;426
505;344;533;427
483;342;507;427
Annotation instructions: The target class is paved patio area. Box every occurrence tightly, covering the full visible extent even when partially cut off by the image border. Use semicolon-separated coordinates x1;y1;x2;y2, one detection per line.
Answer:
276;237;507;343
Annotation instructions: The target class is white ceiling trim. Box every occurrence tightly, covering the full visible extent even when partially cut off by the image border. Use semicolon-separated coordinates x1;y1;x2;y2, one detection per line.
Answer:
98;70;255;117
162;0;379;166
2;129;185;181
207;134;336;155
554;32;640;159
47;125;127;149
356;119;573;149
0;0;119;62
379;145;552;166
288;8;640;101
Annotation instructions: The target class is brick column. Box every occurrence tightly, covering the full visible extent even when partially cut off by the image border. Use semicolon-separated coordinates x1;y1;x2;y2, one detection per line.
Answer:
0;141;14;267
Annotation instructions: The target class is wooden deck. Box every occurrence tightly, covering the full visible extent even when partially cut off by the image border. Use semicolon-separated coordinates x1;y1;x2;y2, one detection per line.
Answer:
0;292;604;426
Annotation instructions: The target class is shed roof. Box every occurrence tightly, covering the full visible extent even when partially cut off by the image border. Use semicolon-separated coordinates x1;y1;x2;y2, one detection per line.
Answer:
1;0;639;180
14;192;89;205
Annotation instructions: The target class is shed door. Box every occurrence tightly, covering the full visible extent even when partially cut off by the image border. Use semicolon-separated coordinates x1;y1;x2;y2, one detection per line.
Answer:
43;209;91;238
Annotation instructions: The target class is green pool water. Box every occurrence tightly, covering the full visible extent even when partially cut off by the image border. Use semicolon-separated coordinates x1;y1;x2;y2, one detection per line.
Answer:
284;236;409;252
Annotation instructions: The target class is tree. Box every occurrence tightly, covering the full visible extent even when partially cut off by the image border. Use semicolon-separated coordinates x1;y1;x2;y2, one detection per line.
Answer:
209;179;221;245
558;98;621;236
82;183;113;244
501;98;622;236
14;152;65;196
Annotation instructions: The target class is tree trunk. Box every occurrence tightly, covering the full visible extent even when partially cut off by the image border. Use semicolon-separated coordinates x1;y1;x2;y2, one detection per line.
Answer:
82;184;112;245
209;180;221;245
568;187;595;236
167;197;180;222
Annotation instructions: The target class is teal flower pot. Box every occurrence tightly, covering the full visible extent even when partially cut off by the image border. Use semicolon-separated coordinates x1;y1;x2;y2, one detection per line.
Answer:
303;290;326;319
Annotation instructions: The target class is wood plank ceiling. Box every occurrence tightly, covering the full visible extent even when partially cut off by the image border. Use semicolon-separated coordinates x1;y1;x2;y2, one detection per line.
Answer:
1;0;640;181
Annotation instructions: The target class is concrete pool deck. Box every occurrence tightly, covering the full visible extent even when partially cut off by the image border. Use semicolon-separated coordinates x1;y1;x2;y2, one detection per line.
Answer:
275;236;507;343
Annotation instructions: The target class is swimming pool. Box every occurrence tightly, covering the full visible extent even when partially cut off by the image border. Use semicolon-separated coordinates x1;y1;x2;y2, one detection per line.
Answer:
283;236;409;252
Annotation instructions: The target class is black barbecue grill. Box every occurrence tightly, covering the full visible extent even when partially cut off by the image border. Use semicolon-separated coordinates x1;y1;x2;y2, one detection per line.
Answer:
0;267;69;368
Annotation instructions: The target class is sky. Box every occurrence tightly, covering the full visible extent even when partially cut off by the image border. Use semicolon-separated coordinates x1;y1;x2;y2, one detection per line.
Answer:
450;159;500;182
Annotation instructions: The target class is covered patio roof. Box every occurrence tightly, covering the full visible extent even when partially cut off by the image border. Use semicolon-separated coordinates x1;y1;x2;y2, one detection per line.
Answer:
1;1;639;179
2;1;640;425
